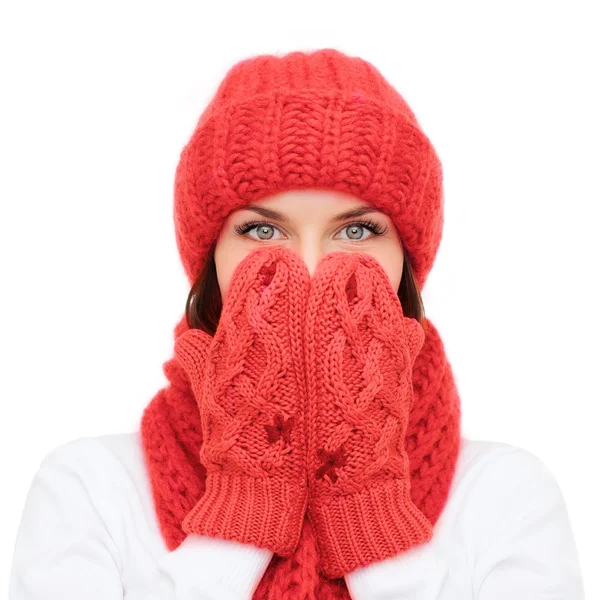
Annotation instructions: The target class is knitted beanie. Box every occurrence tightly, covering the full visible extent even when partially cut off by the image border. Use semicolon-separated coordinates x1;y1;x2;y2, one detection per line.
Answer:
141;47;461;597
173;47;443;291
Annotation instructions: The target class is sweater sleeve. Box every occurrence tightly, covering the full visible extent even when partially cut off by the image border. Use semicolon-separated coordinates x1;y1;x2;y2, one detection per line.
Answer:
472;449;585;600
153;533;273;600
343;447;585;600
9;444;123;599
9;441;272;600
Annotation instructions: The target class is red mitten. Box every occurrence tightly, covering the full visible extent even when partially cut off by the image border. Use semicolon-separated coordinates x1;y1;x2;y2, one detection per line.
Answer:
304;251;433;578
174;246;311;557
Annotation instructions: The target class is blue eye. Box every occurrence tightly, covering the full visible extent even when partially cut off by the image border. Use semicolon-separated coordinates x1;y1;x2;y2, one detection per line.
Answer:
233;221;284;240
233;219;388;241
337;220;387;240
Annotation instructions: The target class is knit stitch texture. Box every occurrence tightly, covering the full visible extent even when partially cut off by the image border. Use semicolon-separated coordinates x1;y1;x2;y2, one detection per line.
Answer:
304;249;434;578
173;48;443;292
173;247;311;557
141;296;461;596
140;47;462;598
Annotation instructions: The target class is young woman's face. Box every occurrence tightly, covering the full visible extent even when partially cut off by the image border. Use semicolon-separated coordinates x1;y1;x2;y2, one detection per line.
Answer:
214;189;404;301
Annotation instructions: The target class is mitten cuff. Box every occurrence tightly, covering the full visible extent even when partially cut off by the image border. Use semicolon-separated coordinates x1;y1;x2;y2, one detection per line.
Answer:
182;472;308;557
309;478;434;579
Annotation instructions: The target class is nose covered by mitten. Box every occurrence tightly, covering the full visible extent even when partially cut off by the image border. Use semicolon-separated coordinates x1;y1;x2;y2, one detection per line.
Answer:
174;246;433;579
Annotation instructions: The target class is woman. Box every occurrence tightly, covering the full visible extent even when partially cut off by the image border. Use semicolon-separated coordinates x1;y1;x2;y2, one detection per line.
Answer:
9;48;585;599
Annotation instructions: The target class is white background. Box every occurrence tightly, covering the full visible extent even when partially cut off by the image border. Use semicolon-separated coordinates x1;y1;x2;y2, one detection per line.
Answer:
1;0;598;596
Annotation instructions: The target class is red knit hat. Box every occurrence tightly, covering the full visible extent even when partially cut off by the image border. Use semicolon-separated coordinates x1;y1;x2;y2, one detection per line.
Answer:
173;47;444;290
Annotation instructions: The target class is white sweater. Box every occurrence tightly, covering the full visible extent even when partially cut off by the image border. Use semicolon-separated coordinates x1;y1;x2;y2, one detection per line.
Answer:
9;432;585;600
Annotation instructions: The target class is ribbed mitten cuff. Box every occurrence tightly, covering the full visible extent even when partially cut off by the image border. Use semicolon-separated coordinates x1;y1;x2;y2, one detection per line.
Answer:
308;478;434;579
182;472;309;558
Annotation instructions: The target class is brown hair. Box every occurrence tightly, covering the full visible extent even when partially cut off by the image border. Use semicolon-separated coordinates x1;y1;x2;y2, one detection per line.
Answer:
185;242;427;336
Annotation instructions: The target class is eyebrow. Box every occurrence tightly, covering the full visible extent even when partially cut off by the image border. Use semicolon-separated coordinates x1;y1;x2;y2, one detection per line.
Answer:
241;203;385;223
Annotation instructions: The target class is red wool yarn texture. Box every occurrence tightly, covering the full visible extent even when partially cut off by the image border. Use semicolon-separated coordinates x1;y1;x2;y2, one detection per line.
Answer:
140;47;462;597
304;249;434;577
173;247;311;558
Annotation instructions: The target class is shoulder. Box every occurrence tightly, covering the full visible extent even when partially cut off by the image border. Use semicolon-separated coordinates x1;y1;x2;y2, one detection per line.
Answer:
40;430;144;469
43;430;142;458
457;435;549;468
450;436;568;518
439;436;571;545
450;438;585;596
10;434;143;598
448;436;579;555
30;431;151;528
16;431;158;556
37;431;145;485
454;436;563;496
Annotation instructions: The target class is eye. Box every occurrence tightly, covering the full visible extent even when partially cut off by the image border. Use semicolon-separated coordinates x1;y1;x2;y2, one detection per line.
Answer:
233;221;285;240
233;218;388;242
336;219;388;241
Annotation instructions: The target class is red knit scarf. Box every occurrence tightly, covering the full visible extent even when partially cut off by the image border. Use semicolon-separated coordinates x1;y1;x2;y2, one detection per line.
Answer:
140;266;461;600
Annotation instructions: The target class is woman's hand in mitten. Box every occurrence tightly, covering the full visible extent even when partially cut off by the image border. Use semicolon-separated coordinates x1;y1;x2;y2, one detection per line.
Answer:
174;246;311;557
303;251;433;579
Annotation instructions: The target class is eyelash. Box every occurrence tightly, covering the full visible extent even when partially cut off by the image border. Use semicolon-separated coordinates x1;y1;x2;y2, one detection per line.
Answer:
233;219;388;239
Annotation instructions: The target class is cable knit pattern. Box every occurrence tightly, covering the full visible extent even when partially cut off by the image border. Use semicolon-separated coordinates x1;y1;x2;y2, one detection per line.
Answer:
141;251;461;598
173;247;311;557
140;47;462;598
142;315;461;597
304;251;433;578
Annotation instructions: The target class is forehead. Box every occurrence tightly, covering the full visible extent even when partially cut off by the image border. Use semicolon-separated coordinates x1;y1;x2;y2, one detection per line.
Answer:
234;190;385;221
